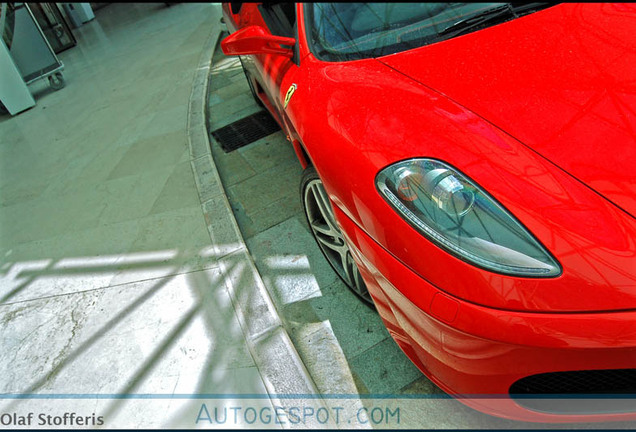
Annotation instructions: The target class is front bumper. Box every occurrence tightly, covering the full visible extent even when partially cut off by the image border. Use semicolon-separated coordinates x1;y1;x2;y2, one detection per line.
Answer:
333;205;636;422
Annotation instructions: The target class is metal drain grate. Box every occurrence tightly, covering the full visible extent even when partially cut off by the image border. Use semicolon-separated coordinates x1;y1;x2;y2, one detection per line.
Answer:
210;111;281;153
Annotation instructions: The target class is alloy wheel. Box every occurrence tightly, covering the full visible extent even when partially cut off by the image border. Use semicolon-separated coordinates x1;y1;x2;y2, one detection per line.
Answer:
303;176;373;305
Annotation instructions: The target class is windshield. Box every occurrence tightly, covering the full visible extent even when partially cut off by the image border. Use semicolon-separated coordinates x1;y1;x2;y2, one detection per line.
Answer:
306;3;552;61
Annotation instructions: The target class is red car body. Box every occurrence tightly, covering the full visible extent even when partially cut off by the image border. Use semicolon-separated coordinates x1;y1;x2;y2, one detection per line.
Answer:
221;3;636;422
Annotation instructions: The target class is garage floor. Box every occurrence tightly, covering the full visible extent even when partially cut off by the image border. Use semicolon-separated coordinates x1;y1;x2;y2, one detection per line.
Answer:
207;35;426;397
0;4;283;428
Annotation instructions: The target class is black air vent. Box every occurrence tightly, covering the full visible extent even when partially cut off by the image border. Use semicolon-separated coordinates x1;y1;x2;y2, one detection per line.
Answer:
510;369;636;414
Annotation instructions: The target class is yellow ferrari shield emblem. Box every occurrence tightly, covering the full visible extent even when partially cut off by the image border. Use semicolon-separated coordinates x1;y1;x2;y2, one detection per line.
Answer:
284;83;297;109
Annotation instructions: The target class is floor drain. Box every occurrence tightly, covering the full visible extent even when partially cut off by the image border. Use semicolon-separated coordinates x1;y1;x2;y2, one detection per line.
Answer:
210;110;281;153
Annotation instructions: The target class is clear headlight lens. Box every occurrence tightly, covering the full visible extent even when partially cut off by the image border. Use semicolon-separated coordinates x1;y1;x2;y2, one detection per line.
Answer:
376;159;561;277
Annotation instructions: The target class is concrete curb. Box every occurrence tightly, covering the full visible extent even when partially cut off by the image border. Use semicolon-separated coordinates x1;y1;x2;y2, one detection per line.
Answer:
186;14;330;429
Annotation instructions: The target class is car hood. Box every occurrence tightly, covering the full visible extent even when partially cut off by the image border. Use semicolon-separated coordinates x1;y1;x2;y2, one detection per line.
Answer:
379;3;636;219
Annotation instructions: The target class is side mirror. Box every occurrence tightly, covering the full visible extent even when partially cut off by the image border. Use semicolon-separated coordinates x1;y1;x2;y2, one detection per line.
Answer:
221;25;295;57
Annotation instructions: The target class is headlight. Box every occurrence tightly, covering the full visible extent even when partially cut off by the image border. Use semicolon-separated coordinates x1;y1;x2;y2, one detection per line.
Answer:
376;159;561;277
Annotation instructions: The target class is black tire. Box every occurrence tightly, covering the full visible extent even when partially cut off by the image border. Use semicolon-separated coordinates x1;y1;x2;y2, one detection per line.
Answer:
238;56;264;108
300;166;374;307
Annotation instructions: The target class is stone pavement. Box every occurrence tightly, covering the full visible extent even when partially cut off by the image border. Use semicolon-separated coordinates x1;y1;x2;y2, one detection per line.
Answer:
0;3;320;429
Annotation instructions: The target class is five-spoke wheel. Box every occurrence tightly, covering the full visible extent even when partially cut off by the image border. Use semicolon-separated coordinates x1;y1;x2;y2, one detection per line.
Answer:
301;166;373;305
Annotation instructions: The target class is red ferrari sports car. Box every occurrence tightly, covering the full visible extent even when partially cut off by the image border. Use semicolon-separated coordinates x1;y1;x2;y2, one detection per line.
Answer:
220;2;636;422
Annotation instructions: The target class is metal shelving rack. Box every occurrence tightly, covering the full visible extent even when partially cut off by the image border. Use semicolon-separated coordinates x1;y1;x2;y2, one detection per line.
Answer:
1;3;65;91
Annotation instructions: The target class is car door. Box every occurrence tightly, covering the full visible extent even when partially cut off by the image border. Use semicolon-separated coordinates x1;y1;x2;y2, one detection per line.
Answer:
225;2;302;140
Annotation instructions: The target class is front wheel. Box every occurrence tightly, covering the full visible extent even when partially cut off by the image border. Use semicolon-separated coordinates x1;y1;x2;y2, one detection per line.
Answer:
301;166;373;306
